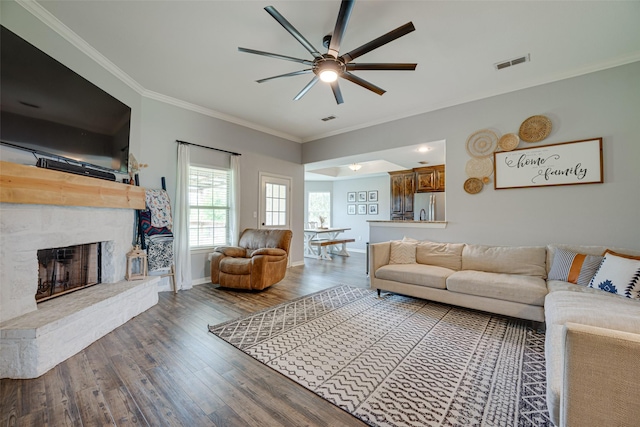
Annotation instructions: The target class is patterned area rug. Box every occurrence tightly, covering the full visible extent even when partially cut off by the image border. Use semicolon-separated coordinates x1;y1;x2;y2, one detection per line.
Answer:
208;285;552;427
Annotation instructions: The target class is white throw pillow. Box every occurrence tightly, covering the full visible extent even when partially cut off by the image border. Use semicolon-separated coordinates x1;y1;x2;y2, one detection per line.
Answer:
588;253;640;299
389;241;416;264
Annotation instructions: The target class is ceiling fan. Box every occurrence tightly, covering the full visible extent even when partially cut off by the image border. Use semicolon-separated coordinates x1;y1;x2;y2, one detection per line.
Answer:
239;0;417;105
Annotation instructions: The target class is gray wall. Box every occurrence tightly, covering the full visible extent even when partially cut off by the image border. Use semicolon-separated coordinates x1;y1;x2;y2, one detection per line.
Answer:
303;62;640;251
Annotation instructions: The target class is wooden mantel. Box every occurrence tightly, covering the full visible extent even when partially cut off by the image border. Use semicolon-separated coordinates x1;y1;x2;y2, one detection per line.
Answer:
0;161;145;209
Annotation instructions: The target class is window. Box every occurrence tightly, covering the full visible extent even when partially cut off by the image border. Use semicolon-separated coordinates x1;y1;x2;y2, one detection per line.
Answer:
189;165;230;249
308;192;331;228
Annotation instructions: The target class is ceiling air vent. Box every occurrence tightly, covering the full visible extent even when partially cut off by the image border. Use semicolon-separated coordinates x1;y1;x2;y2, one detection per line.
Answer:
495;54;530;70
418;161;429;165
321;115;337;122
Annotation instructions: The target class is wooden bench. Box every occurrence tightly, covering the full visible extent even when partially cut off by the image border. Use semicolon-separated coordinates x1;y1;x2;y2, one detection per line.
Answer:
309;238;356;260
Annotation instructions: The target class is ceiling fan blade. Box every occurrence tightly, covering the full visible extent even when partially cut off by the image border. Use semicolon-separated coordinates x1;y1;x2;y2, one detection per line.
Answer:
330;81;344;105
341;72;386;96
327;0;355;58
256;69;313;83
238;47;314;66
264;6;322;59
346;63;417;71
340;22;415;63
294;76;319;101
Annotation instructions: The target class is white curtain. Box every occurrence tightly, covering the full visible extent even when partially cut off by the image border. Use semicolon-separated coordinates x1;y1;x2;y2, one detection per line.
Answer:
174;143;193;290
229;155;241;245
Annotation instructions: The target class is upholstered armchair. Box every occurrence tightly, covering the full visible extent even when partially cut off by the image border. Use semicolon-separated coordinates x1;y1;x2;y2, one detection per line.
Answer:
210;228;293;290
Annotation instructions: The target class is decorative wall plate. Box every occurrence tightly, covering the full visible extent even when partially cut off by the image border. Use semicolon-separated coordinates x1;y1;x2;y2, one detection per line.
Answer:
466;129;499;158
465;158;493;178
519;115;552;142
464;177;483;194
498;133;520;151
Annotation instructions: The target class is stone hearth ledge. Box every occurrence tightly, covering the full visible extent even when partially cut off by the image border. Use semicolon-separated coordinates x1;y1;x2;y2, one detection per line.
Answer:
0;276;159;379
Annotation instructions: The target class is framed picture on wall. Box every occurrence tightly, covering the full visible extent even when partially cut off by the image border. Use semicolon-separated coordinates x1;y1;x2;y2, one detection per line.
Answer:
368;190;378;202
347;204;356;215
357;204;367;215
368;204;378;215
358;191;367;202
347;192;356;202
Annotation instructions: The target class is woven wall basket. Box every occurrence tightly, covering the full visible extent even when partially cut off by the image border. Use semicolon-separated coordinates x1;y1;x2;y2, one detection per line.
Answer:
519;115;552;142
498;133;520;151
466;129;499;158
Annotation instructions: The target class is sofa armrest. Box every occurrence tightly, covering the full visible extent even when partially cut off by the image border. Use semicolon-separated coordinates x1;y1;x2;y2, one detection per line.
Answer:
214;246;247;257
561;322;640;427
251;248;286;257
370;242;391;277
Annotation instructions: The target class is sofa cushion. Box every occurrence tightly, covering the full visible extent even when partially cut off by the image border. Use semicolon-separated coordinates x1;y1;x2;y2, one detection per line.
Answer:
446;270;547;305
588;252;640;299
220;257;251;275
547;248;603;287
389;241;416;264
462;244;546;278
544;290;640;424
375;264;454;289
416;241;464;271
547;280;635;299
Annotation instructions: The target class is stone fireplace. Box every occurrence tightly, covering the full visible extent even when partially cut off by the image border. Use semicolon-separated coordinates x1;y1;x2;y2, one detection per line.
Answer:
0;163;159;379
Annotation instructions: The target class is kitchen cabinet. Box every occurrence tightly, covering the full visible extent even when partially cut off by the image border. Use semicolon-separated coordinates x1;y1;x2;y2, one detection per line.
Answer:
389;170;415;220
415;165;445;192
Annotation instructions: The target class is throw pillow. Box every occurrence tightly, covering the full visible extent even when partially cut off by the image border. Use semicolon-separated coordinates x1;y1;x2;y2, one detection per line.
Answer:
389;241;416;264
548;248;603;287
589;253;640;299
603;249;640;261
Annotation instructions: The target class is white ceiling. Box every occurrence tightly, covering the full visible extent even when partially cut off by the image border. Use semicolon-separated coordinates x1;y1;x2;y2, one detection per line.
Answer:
21;1;640;178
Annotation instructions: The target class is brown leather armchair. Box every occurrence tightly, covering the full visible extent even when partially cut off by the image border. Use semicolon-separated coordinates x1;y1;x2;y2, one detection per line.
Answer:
210;228;293;290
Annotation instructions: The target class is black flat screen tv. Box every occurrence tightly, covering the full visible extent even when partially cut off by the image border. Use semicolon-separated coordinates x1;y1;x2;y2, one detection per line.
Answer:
0;25;131;175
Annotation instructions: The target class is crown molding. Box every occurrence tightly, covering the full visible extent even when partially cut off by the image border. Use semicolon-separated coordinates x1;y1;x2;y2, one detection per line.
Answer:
142;90;301;142
302;54;640;143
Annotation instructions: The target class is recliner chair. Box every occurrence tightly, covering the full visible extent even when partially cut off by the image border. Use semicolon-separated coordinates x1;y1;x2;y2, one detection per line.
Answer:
210;228;292;290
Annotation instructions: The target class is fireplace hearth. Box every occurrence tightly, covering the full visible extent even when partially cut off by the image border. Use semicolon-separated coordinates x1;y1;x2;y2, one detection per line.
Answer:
37;243;101;303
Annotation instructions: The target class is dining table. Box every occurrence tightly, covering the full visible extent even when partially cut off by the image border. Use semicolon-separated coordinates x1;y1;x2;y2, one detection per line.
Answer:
303;227;351;258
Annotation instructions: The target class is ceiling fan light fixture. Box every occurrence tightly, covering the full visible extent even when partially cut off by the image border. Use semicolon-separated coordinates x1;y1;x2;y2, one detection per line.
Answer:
316;58;343;83
349;163;362;171
320;69;338;82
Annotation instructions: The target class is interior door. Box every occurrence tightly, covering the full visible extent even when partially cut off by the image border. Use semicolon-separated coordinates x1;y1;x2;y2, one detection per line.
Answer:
259;173;291;230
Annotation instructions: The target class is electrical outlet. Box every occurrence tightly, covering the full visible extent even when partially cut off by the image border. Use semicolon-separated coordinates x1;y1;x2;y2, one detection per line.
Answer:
253;211;257;218
358;236;362;241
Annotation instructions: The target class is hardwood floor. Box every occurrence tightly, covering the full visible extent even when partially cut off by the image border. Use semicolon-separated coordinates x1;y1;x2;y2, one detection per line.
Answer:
1;253;371;427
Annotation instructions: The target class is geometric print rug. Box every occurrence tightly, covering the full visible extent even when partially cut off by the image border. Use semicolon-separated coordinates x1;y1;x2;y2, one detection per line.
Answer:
208;285;552;427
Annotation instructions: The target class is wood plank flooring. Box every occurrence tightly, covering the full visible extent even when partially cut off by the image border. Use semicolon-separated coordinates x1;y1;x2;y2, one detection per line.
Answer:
1;253;370;427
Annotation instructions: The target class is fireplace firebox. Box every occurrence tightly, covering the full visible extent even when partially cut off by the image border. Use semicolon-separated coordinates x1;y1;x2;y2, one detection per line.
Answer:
36;243;101;303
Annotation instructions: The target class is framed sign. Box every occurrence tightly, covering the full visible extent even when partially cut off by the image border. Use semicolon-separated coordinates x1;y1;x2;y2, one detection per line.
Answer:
347;204;356;215
357;204;367;215
358;191;367;202
347;192;356;202
494;138;603;190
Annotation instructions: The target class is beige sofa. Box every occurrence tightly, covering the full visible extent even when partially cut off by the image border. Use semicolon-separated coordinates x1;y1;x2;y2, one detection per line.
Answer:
370;240;548;322
369;240;640;427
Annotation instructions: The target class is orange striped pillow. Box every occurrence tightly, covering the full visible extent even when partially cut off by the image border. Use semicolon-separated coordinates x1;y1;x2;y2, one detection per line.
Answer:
548;248;604;287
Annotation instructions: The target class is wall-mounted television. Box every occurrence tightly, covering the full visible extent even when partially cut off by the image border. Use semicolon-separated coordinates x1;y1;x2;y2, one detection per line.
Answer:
0;25;131;175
